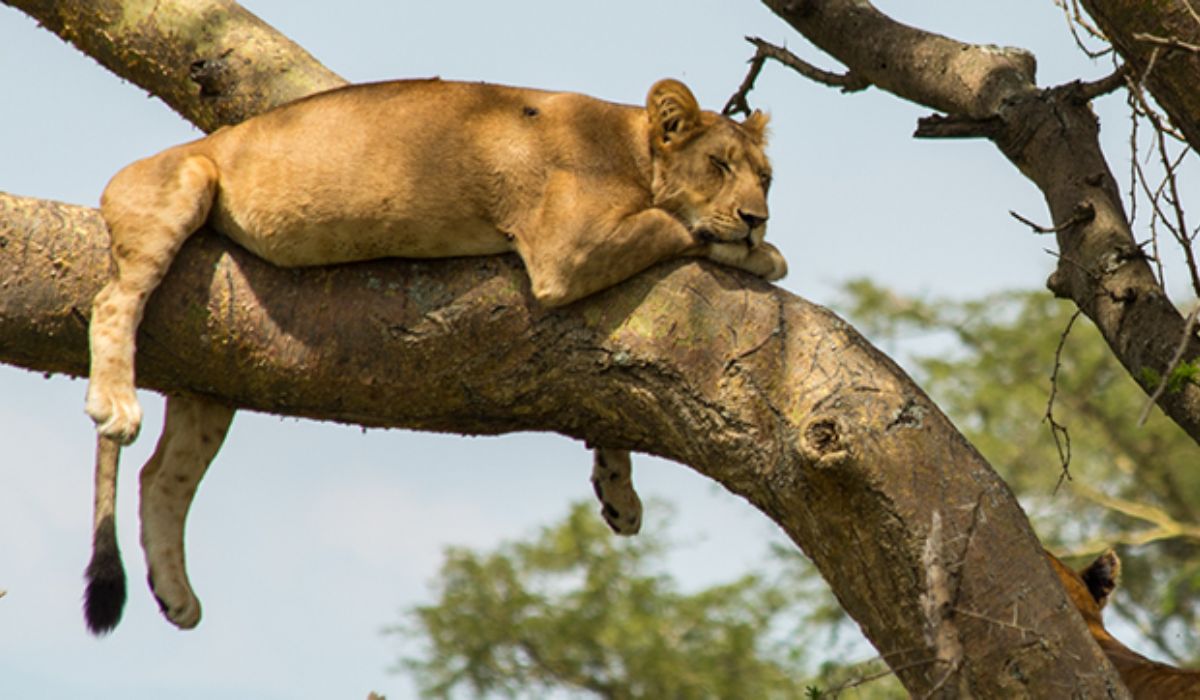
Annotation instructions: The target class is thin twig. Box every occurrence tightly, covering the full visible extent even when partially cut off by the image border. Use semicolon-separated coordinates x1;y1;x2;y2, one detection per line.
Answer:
1186;0;1200;26
1047;309;1083;492
1055;0;1113;59
724;36;869;116
1137;304;1200;426
1133;32;1200;54
1010;203;1095;235
723;50;767;117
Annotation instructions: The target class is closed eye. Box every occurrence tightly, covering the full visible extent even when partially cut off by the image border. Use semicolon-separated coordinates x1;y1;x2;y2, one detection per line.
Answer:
709;155;732;174
759;171;773;192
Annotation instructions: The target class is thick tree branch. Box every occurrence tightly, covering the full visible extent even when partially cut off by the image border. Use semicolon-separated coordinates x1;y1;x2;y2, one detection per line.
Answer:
764;0;1200;452
1081;0;1200;152
0;190;1123;697
2;0;1127;694
2;0;345;132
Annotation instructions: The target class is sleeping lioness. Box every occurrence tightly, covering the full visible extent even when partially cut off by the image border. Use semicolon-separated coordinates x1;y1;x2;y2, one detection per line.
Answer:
82;78;786;633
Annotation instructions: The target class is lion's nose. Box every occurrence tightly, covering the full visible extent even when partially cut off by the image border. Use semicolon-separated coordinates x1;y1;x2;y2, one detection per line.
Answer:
738;209;766;230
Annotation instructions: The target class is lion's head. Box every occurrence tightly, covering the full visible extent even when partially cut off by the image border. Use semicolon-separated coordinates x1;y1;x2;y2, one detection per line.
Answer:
645;79;772;247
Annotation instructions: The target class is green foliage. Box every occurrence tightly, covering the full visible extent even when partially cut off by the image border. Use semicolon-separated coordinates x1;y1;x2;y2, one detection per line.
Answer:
1139;360;1200;395
394;502;818;699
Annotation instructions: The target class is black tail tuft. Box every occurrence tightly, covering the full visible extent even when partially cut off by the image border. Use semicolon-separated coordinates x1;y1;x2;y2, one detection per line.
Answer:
83;515;126;635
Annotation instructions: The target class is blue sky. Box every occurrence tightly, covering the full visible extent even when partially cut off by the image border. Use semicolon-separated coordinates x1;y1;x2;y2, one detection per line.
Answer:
0;2;1130;698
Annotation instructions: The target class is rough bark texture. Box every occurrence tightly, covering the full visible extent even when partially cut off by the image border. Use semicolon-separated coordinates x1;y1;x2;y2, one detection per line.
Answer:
764;0;1200;454
3;0;345;132
1082;0;1200;152
0;191;1126;697
1;0;1130;695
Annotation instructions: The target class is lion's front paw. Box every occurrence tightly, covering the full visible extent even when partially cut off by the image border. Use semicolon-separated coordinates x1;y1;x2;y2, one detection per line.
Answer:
86;384;143;445
751;241;788;281
703;240;788;282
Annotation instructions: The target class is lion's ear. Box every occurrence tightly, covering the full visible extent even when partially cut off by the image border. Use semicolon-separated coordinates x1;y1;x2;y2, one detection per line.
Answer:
742;110;769;145
647;79;702;150
1080;549;1121;609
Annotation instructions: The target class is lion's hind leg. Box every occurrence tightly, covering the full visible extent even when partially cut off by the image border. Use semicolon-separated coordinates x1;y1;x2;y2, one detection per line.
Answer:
86;151;219;444
591;448;642;535
139;394;234;630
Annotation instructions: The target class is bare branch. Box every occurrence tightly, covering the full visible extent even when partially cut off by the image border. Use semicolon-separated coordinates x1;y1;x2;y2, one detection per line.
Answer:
724;36;868;116
1133;32;1200;54
1010;204;1096;235
1082;0;1200;152
766;0;1200;452
1071;64;1131;102
1047;309;1083;491
1055;0;1114;59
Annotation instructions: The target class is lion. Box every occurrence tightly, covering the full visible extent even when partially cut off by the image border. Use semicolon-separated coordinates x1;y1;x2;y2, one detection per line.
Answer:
81;77;786;633
1049;550;1200;697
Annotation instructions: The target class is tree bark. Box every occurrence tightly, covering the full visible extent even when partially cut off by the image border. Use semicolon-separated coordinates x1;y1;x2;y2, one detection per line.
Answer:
1;0;1128;695
763;0;1200;452
1081;0;1200;152
4;0;344;132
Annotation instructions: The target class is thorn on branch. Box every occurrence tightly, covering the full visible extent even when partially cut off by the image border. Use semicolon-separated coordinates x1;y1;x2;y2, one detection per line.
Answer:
1010;203;1095;235
723;36;869;117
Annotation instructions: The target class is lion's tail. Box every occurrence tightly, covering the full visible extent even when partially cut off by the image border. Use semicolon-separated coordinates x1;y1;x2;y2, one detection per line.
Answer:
84;434;126;635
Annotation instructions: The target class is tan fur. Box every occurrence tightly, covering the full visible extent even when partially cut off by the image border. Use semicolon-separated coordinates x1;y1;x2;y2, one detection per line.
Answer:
1049;550;1200;698
82;78;786;632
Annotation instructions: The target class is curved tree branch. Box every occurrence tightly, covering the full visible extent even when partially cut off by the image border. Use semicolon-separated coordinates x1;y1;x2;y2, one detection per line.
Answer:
1081;0;1200;152
3;0;344;131
0;189;1124;696
0;0;1126;694
763;0;1200;451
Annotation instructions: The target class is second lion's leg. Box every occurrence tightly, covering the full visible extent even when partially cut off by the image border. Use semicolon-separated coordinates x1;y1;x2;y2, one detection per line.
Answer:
139;393;235;630
591;448;642;535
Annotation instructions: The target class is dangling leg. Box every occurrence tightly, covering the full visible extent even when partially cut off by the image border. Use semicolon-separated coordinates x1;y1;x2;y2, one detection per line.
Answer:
591;448;642;535
139;394;235;629
86;152;219;443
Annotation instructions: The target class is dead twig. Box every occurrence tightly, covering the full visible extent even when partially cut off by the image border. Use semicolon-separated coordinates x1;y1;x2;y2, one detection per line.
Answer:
1010;204;1095;235
1047;309;1083;491
1054;0;1113;59
1133;32;1200;54
724;36;869;116
1070;64;1129;102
